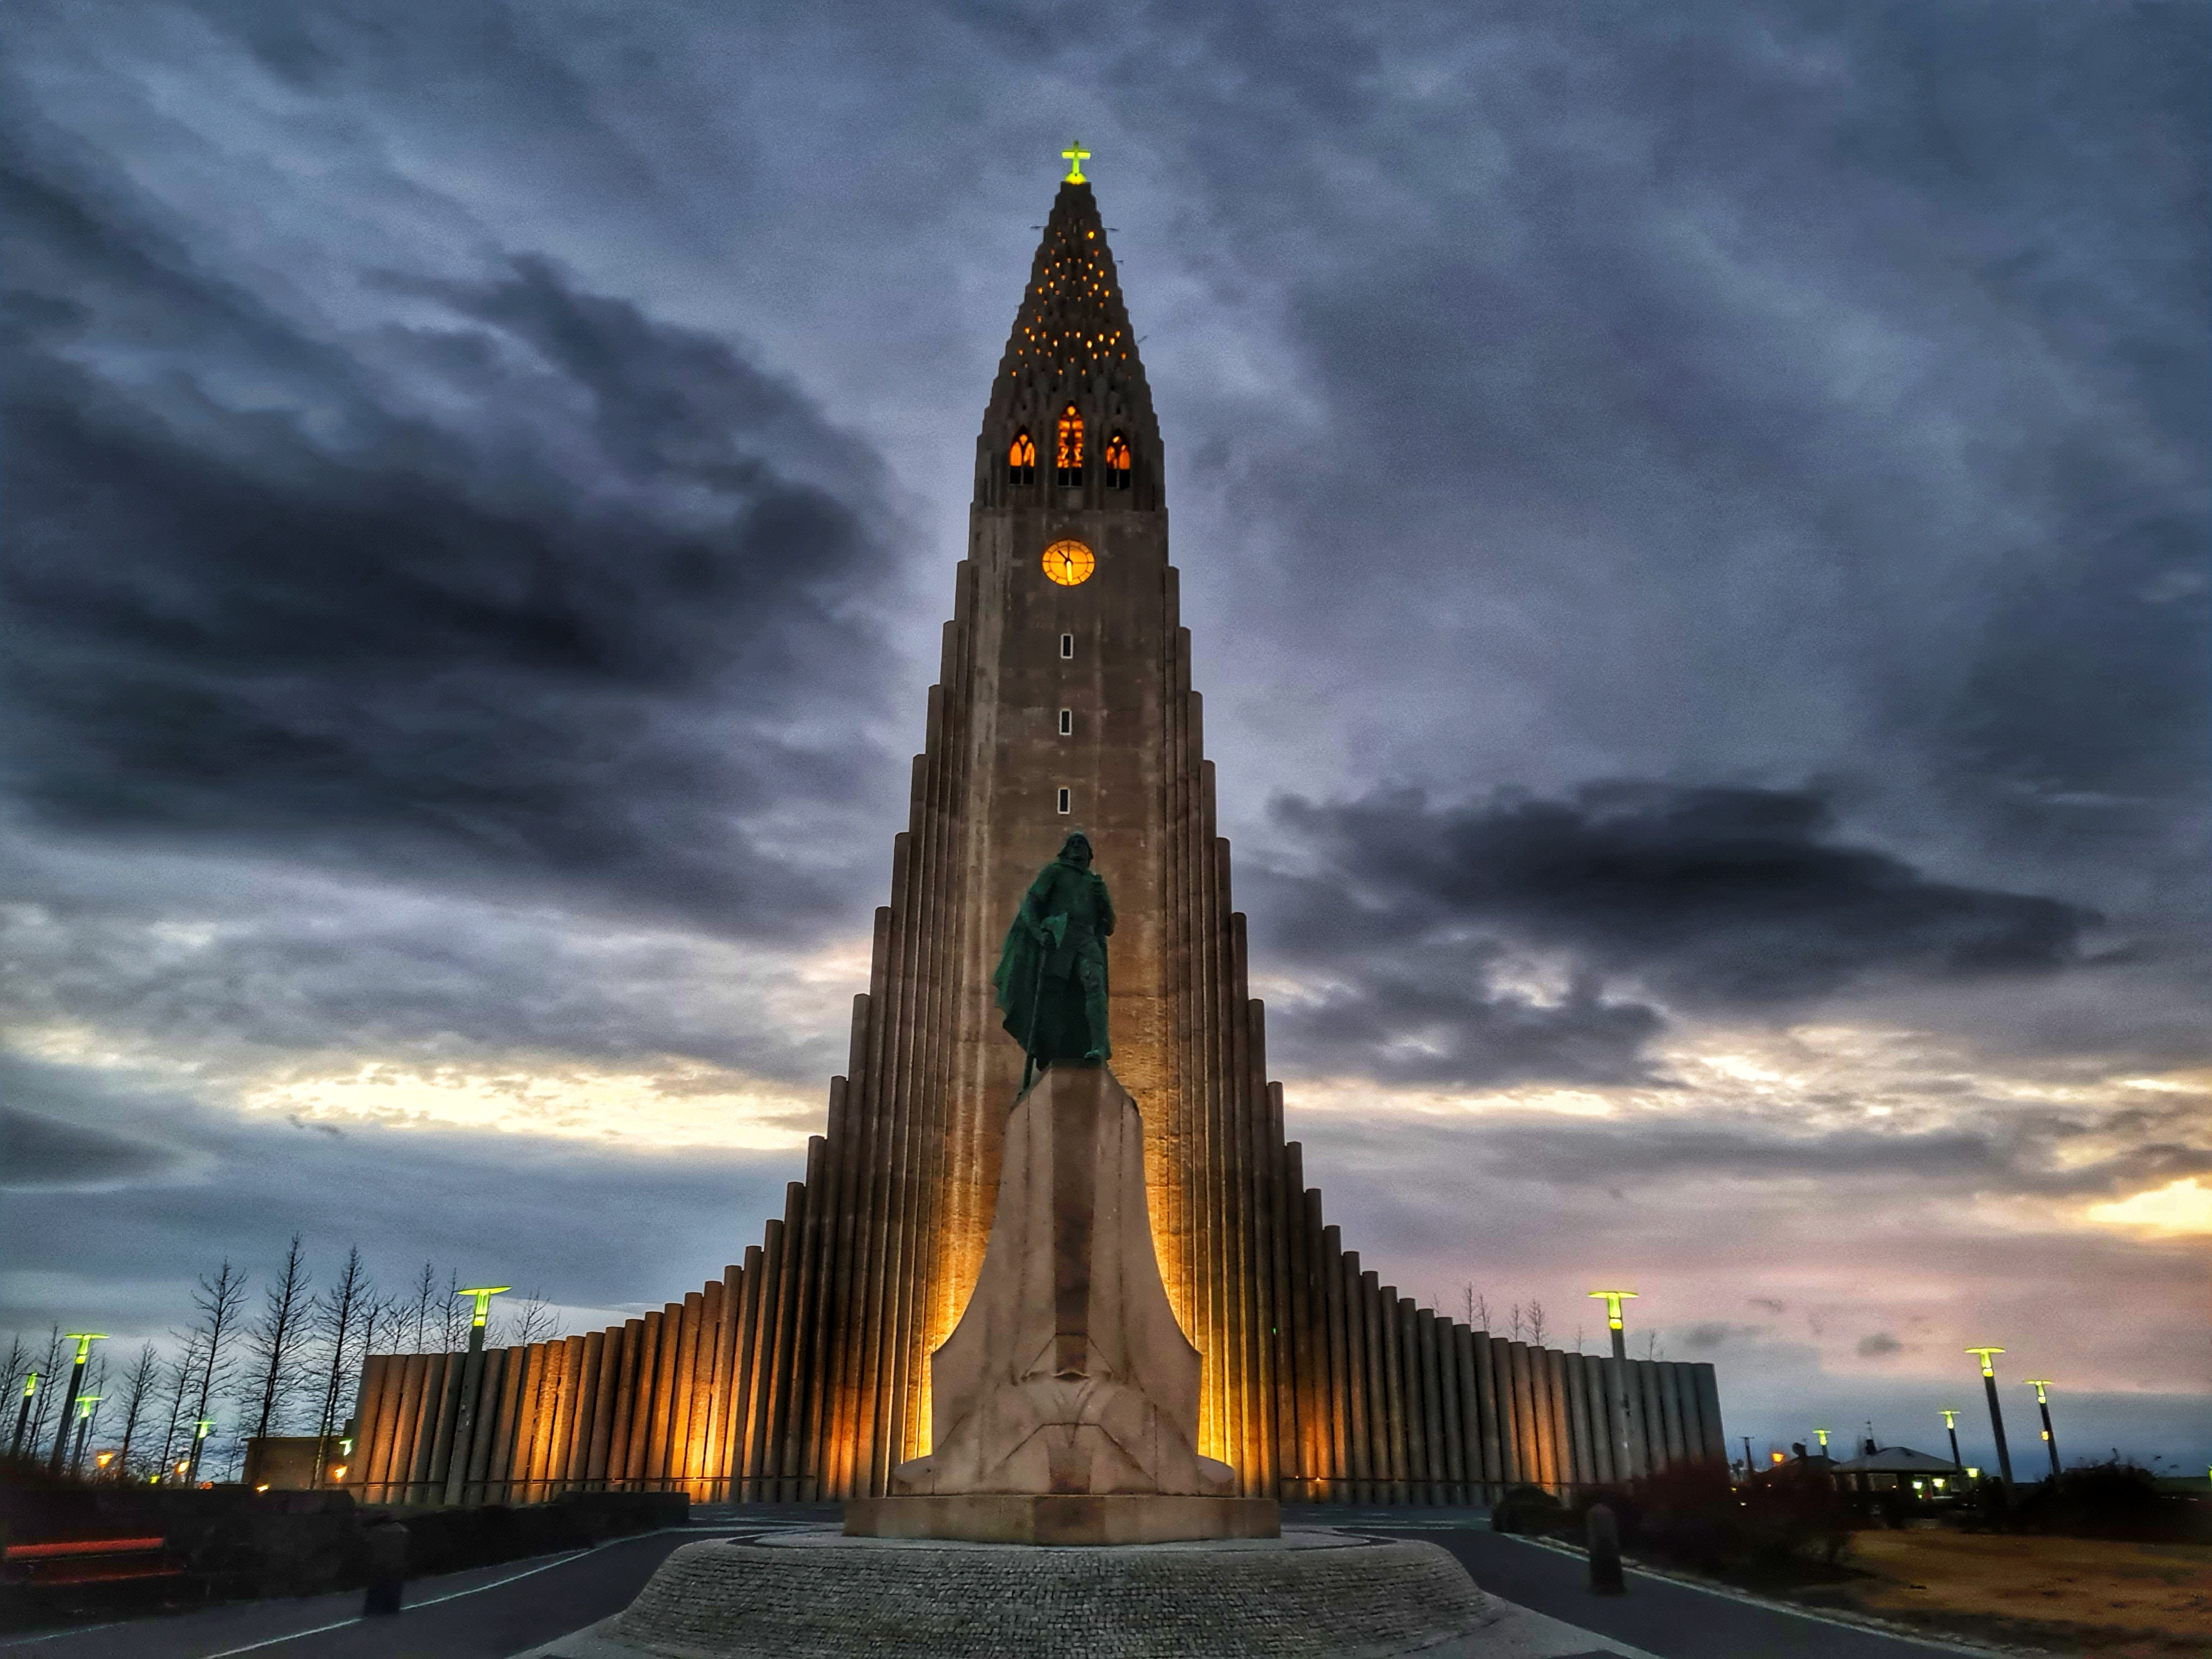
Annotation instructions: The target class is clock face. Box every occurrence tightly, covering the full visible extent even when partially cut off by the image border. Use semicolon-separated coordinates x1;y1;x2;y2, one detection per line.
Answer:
1041;539;1096;587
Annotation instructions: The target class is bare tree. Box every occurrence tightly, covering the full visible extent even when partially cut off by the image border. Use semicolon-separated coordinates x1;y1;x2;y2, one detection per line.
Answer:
439;1269;470;1353
244;1234;312;1441
112;1343;161;1480
1526;1300;1548;1348
1645;1331;1664;1362
494;1289;561;1349
154;1332;204;1481
24;1327;63;1462
1506;1303;1525;1344
2;1333;29;1403
310;1246;372;1486
406;1262;438;1353
1573;1324;1586;1356
185;1261;249;1480
2;1333;30;1459
1462;1286;1492;1333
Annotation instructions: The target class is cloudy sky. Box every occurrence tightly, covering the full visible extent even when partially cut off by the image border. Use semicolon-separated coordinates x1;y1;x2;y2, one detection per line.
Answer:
4;1;2204;1470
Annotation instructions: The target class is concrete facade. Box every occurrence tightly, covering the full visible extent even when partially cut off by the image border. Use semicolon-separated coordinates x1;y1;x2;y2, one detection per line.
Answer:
345;179;1729;1509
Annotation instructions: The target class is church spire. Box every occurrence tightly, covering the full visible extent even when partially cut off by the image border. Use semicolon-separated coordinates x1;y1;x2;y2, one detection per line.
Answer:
977;174;1160;511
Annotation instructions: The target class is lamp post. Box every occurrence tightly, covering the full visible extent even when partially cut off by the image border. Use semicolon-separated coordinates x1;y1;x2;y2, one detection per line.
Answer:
44;1334;106;1477
67;1394;102;1479
1813;1428;1830;1455
9;1370;38;1460
1965;1347;2014;1489
443;1284;509;1505
1940;1408;1963;1471
1588;1289;1640;1479
185;1415;216;1485
2022;1380;2061;1478
1741;1435;1753;1480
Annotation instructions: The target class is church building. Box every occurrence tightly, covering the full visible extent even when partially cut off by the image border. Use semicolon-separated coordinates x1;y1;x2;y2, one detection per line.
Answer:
343;163;1727;1508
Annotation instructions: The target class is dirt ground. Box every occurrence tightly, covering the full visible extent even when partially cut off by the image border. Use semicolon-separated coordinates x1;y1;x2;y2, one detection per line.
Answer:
1833;1530;2212;1654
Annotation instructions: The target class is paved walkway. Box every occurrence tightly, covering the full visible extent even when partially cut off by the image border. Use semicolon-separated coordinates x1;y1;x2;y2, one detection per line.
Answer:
1365;1526;1982;1659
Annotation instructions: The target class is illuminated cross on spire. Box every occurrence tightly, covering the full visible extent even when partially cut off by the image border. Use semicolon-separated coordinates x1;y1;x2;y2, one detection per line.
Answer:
1061;140;1091;184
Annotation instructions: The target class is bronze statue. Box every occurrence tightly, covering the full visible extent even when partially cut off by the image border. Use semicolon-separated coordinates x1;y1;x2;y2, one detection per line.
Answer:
994;830;1114;1084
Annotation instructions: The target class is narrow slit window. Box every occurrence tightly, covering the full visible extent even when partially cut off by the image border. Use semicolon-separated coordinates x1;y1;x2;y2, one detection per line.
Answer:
1057;787;1071;815
1059;708;1073;736
1055;404;1085;486
1007;431;1036;487
1104;432;1132;489
1060;633;1074;659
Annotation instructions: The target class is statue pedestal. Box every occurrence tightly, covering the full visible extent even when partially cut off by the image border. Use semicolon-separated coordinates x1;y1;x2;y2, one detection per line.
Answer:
845;1492;1276;1547
867;1063;1259;1541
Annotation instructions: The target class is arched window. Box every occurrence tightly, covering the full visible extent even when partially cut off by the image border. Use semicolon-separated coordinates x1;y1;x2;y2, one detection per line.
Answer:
1007;432;1036;487
1104;432;1132;490
1055;405;1085;486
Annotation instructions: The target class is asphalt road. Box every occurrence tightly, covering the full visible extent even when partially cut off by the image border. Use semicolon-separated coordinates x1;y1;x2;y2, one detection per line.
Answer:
0;1527;757;1659
1;1516;1974;1658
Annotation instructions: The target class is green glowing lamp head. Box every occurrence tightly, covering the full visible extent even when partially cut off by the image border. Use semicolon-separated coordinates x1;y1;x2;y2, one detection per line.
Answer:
194;1416;215;1440
1586;1289;1638;1330
455;1285;512;1328
1940;1408;1959;1429
19;1370;37;1399
1061;140;1091;184
1965;1345;2004;1378
2022;1378;2051;1404
65;1333;109;1364
74;1393;101;1420
1814;1428;1830;1448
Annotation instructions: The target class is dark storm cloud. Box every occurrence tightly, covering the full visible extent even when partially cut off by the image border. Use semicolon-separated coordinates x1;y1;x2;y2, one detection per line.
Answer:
1;142;900;935
1255;782;2098;1040
1093;0;2207;907
1265;946;1664;1088
0;1108;185;1190
2;842;847;1084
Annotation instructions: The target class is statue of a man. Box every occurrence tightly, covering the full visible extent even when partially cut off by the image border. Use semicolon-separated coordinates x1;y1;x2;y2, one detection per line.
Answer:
994;831;1115;1078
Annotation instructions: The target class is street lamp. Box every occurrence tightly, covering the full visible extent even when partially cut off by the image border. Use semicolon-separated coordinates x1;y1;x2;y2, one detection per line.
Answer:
1586;1290;1639;1361
1588;1289;1640;1480
44;1334;106;1478
67;1395;102;1479
9;1370;38;1460
443;1284;510;1505
1939;1407;1963;1472
1813;1428;1830;1454
2022;1380;2061;1477
1965;1347;2015;1490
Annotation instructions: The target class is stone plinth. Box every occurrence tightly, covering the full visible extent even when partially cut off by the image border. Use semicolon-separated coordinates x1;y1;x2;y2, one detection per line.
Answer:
846;1492;1278;1546
885;1063;1239;1518
518;1528;1648;1658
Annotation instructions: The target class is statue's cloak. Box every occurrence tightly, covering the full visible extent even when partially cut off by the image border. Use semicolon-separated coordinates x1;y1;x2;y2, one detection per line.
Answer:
994;847;1114;1064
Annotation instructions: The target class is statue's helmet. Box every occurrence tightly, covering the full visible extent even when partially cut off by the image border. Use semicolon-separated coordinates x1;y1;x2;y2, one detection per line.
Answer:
1059;831;1093;864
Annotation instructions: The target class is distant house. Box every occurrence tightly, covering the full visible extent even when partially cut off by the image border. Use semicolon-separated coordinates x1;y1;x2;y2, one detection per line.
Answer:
1829;1444;1963;1497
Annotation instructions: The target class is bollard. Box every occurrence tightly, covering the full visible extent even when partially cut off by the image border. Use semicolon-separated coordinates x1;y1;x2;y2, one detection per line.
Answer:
1586;1503;1626;1595
362;1521;408;1616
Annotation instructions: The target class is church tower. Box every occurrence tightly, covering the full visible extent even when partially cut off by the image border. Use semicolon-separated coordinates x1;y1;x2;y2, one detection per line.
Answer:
342;167;1728;1513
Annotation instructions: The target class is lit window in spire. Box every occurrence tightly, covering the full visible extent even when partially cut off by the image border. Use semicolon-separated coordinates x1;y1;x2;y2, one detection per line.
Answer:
1008;432;1036;487
1055;405;1085;487
1104;433;1132;490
